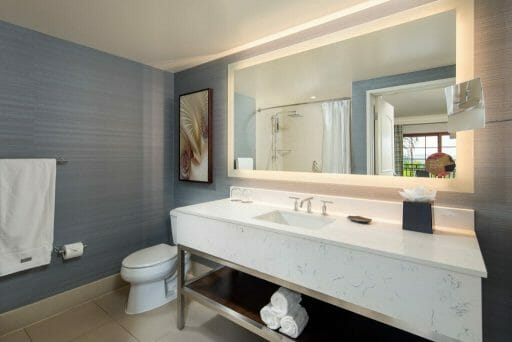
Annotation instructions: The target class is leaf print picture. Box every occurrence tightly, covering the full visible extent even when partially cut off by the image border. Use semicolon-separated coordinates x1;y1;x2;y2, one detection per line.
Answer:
179;89;212;183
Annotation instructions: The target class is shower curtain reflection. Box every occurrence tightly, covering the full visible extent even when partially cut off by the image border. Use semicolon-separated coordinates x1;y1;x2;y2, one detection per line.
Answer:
321;100;351;174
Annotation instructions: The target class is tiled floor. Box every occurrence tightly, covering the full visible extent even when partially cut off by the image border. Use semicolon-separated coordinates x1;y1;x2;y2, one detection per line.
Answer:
0;287;264;342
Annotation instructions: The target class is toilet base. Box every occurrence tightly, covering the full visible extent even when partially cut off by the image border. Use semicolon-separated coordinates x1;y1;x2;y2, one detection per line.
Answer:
123;250;190;315
124;258;190;315
126;278;176;315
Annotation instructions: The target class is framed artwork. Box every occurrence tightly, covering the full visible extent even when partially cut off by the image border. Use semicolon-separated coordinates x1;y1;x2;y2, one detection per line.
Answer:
179;88;212;183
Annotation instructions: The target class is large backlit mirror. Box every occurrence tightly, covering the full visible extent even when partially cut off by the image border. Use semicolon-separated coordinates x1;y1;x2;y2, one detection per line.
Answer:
228;1;476;192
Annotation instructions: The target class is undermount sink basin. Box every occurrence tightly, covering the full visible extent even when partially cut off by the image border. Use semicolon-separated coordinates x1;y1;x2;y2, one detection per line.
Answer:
253;210;335;229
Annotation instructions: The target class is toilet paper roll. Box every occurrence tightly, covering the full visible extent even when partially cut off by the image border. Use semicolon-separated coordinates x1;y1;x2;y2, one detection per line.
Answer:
62;242;84;260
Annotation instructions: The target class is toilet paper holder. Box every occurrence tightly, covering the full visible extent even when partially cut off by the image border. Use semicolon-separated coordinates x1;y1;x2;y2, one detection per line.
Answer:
54;243;88;257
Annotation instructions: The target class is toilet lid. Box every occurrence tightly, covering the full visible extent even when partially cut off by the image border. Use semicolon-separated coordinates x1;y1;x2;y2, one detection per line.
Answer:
122;244;178;269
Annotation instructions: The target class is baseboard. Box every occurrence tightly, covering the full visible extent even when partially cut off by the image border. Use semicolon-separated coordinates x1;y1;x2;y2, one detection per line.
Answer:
0;273;126;336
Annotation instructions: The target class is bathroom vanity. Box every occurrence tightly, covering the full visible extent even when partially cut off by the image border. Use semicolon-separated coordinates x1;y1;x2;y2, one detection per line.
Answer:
170;187;487;342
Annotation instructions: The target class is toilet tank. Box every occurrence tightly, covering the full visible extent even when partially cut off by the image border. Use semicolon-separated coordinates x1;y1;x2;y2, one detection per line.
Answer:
170;214;178;245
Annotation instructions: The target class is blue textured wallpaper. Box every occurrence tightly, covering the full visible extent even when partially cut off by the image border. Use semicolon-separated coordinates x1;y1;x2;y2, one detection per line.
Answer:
0;20;174;313
351;65;456;174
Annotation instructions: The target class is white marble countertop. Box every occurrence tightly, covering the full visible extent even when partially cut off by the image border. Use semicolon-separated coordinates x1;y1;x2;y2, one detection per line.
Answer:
171;198;487;278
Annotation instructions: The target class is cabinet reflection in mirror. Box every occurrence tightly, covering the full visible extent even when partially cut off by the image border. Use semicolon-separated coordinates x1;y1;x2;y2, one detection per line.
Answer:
233;11;458;178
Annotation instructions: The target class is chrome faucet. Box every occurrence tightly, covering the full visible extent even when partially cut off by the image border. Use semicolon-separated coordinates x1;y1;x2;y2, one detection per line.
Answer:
320;200;333;216
300;197;314;213
289;197;300;211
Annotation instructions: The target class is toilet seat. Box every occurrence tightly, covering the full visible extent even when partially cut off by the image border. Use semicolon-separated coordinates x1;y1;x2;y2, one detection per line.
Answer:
122;243;177;269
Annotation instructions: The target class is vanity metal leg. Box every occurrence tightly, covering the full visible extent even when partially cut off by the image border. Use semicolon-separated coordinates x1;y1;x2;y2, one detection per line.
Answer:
177;245;185;330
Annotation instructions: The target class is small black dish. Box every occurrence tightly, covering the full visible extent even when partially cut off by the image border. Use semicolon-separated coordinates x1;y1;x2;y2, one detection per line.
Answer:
348;215;372;224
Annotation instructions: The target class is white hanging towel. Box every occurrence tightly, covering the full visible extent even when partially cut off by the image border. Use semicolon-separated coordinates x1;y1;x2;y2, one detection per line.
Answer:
0;159;56;276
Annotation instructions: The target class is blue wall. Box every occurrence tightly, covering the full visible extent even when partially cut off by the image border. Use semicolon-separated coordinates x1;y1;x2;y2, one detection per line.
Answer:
0;20;174;313
350;65;456;174
234;93;256;162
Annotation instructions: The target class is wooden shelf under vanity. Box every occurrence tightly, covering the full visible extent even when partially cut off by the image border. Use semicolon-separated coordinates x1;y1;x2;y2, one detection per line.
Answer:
184;267;428;341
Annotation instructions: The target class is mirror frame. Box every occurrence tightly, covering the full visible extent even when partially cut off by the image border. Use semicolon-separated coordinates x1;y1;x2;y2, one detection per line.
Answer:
227;0;475;193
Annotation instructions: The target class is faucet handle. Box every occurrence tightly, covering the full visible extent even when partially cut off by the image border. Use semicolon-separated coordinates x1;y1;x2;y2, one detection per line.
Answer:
321;200;333;216
289;197;300;211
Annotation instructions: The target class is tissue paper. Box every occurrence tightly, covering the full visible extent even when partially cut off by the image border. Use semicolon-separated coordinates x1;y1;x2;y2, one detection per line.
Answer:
399;187;436;203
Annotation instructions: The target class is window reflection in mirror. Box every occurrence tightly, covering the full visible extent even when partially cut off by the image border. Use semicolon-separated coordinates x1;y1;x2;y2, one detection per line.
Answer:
233;10;457;178
371;79;456;178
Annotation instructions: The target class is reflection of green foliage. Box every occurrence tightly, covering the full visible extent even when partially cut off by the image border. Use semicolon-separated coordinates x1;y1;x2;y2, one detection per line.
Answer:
402;162;425;177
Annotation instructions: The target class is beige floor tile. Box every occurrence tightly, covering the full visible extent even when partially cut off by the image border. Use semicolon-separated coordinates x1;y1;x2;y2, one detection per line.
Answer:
0;275;125;336
94;287;130;321
96;288;177;341
25;302;111;342
156;306;264;342
73;321;137;342
0;330;31;342
115;301;178;341
95;286;263;342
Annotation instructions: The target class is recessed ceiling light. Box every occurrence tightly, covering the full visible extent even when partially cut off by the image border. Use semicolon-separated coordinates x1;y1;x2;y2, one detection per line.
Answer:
310;96;316;99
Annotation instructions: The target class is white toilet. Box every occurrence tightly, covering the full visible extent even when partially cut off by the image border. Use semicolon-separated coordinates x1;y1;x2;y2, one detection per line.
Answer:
120;222;190;314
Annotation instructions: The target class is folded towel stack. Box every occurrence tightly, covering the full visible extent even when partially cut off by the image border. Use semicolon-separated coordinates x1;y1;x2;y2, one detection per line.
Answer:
259;287;309;338
260;304;281;330
270;287;302;316
279;305;309;338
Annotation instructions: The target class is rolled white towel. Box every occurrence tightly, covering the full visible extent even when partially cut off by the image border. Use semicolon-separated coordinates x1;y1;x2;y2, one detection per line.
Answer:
260;304;280;330
279;305;309;338
270;287;302;316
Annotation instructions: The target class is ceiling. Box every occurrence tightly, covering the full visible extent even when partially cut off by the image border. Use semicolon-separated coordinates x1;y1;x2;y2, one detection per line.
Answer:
0;0;371;72
383;86;452;118
234;11;455;109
